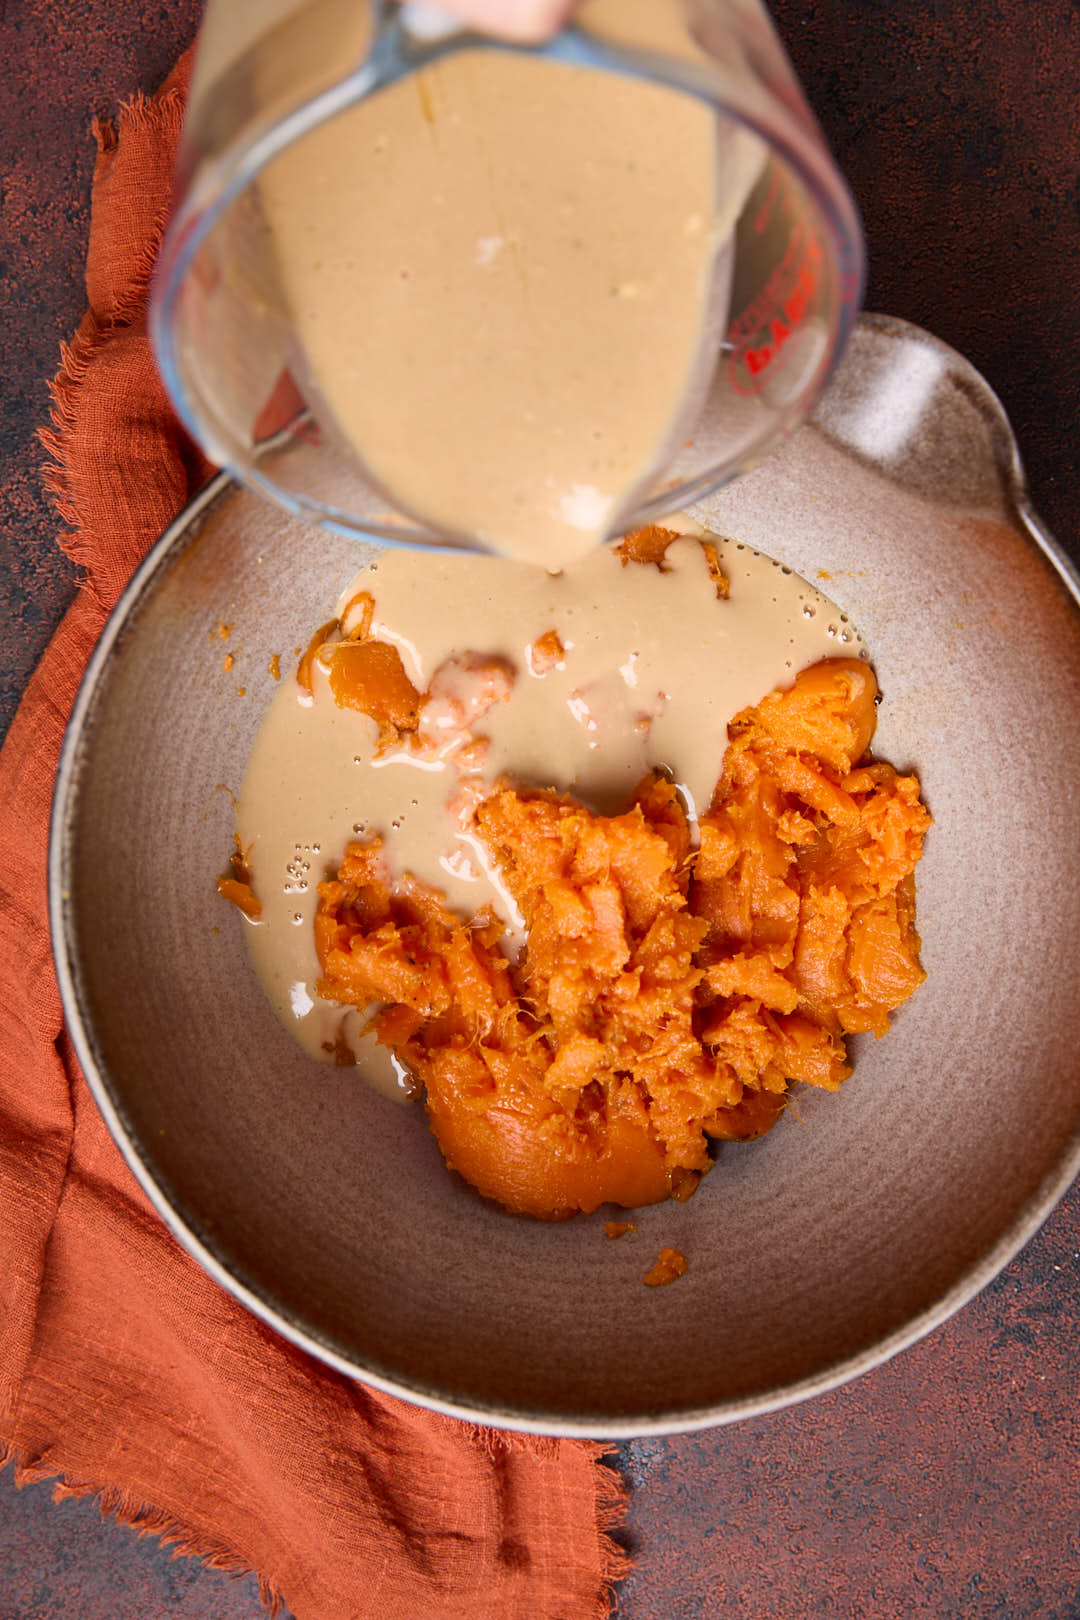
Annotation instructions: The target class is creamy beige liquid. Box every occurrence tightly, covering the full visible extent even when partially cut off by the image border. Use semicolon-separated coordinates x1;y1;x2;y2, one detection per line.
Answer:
258;50;763;565
235;526;864;1095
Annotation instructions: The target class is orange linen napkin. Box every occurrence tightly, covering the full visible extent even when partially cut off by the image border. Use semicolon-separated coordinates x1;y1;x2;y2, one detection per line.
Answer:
0;49;629;1620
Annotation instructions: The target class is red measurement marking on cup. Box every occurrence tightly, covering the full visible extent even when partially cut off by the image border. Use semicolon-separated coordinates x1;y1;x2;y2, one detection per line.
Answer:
728;193;825;397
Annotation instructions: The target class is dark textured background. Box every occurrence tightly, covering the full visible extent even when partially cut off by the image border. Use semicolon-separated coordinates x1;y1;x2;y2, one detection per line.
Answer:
2;2;1078;1616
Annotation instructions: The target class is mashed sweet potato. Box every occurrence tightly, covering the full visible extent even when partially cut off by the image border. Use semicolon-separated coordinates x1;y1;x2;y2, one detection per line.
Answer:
312;657;930;1219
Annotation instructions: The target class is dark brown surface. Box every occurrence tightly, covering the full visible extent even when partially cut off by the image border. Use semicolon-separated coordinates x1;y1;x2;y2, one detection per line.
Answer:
2;2;1078;1618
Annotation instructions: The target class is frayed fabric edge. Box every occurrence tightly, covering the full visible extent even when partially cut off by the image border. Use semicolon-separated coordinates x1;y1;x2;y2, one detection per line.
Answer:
0;1437;285;1617
112;83;188;145
90;83;186;332
38;85;187;595
38;320;112;607
590;1443;634;1616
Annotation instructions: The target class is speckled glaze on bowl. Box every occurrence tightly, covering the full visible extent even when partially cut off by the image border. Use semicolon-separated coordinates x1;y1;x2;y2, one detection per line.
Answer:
50;316;1080;1436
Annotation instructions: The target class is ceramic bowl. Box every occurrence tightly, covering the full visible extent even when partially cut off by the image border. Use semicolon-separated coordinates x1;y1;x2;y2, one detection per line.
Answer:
50;315;1080;1435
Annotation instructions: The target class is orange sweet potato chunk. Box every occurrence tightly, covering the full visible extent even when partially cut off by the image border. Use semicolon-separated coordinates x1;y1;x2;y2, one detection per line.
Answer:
528;629;566;675
216;875;262;920
295;620;339;697
297;600;510;766
643;1247;688;1287
312;655;930;1219
315;780;717;1219
327;640;423;736
217;836;262;920
693;658;930;1138
616;524;682;568
617;524;729;598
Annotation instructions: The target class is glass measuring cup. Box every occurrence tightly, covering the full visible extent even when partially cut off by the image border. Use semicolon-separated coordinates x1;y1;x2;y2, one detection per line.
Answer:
151;0;864;558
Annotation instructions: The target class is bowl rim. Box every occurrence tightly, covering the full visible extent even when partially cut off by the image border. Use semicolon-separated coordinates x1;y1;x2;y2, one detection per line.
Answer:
49;312;1080;1436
